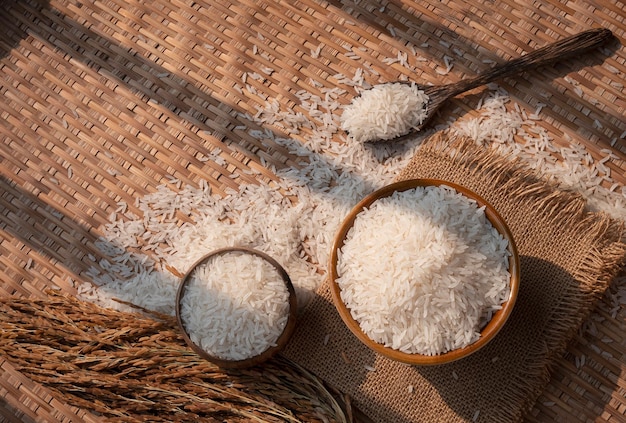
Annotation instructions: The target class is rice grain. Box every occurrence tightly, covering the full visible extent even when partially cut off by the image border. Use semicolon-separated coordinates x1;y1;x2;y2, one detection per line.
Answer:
340;83;429;143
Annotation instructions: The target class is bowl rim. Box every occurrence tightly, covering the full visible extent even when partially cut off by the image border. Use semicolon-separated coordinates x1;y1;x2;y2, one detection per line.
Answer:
329;178;520;366
175;246;298;369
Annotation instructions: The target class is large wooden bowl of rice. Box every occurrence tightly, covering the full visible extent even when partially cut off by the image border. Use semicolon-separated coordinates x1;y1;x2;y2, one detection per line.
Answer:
329;179;520;365
175;247;297;369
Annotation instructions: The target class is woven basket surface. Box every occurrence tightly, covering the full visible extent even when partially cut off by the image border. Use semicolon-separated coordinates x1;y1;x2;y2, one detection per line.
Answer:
1;0;625;421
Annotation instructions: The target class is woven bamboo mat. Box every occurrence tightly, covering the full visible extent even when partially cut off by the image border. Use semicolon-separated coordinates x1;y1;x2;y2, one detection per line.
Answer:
0;0;625;421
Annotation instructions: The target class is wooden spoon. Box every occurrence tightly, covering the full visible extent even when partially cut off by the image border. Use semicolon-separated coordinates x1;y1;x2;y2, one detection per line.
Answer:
350;28;613;143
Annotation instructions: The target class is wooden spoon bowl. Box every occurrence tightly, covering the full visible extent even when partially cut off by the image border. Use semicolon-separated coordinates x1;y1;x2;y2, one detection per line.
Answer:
329;179;521;365
350;28;613;143
175;247;298;369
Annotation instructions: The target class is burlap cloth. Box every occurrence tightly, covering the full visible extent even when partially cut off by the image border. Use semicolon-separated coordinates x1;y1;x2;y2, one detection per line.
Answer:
282;132;626;423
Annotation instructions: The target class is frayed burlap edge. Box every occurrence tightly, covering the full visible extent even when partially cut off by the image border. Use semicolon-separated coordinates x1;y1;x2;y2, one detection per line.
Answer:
398;131;626;422
398;132;590;226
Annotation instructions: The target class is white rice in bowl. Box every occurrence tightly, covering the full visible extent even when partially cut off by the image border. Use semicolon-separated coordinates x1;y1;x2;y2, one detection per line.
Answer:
179;251;291;361
336;185;511;356
340;82;429;143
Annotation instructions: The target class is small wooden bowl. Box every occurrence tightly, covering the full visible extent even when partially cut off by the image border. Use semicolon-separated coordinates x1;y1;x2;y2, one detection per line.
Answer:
175;247;298;369
329;179;520;366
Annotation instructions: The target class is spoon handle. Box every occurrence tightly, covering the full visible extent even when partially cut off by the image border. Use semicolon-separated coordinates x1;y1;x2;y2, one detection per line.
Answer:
447;28;613;96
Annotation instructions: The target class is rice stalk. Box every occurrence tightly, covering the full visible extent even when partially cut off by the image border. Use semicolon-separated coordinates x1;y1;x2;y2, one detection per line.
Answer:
0;291;347;423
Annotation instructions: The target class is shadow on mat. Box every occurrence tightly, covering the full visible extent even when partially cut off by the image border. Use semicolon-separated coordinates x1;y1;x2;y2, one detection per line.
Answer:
280;290;378;422
416;255;617;423
294;256;619;423
0;0;426;303
1;0;622;156
0;175;100;296
0;0;622;196
0;0;296;184
0;397;37;423
284;256;619;422
0;1;623;421
328;0;622;144
0;0;407;201
0;0;50;59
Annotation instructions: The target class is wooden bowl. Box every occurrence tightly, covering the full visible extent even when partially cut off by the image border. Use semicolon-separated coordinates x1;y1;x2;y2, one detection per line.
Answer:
175;247;298;369
329;179;520;366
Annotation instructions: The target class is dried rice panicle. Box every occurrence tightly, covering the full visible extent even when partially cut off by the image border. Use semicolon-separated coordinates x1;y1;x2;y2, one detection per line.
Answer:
0;292;347;423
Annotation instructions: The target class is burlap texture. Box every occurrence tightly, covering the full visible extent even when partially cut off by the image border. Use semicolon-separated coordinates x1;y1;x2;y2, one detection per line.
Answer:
282;132;626;423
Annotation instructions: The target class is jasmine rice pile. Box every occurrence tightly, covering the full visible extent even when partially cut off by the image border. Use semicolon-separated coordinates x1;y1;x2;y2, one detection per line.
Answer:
179;252;290;361
336;185;512;356
340;82;430;143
